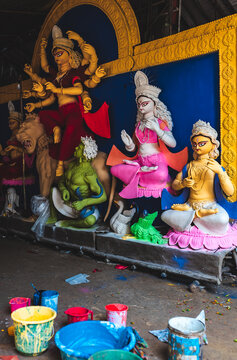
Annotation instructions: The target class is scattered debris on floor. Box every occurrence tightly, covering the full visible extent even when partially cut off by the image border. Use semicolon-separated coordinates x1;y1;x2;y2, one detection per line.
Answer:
115;264;129;270
65;273;90;285
189;280;205;293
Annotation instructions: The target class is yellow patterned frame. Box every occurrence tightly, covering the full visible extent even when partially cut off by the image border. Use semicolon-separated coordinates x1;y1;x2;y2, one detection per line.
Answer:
31;0;140;71
131;17;237;198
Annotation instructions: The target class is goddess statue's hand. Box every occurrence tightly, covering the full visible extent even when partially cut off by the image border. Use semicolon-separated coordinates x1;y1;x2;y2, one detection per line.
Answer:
22;90;32;99
81;43;97;58
24;103;36;113
121;130;132;146
145;118;161;134
83;99;92;113
66;30;83;43
206;159;223;174
62;189;70;202
40;38;48;49
121;130;135;151
32;82;44;93
24;64;33;75
95;66;106;78
182;177;195;188
45;82;57;93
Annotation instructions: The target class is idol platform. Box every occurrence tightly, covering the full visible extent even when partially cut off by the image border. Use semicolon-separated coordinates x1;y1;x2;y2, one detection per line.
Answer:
0;215;235;285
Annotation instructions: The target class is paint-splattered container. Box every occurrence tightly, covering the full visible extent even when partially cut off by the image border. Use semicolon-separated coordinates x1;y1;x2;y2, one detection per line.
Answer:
105;304;128;327
9;297;31;313
168;316;205;360
11;306;56;355
41;290;59;312
55;320;136;360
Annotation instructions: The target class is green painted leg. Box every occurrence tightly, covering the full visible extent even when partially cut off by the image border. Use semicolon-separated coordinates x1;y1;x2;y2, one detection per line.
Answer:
58;215;96;228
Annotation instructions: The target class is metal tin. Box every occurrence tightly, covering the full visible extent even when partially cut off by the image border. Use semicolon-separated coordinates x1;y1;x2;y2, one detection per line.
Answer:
168;316;205;360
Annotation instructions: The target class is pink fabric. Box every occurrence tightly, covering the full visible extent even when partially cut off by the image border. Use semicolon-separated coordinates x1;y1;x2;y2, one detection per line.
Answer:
111;152;169;199
164;223;237;251
135;119;169;144
2;176;35;186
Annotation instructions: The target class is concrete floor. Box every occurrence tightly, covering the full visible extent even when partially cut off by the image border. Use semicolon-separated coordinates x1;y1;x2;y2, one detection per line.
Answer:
0;235;237;360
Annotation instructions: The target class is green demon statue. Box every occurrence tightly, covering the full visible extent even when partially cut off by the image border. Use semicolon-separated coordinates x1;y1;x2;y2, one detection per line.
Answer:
50;136;107;228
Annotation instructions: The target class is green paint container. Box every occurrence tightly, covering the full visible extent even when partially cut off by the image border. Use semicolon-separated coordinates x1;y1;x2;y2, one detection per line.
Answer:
89;350;142;359
11;305;56;355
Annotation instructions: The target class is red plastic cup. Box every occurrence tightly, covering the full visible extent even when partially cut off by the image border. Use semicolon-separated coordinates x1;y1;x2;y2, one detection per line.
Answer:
9;297;31;313
64;307;93;324
105;303;128;327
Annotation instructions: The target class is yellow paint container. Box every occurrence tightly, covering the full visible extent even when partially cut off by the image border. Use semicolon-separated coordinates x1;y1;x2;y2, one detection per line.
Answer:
11;306;56;355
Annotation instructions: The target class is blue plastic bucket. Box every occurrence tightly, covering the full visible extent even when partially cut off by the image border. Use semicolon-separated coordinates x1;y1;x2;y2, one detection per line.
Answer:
168;316;205;360
41;291;59;312
55;321;136;360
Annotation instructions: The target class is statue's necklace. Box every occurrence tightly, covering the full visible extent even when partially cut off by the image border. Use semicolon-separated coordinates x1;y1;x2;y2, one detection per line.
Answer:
56;71;69;89
138;117;155;144
188;160;209;191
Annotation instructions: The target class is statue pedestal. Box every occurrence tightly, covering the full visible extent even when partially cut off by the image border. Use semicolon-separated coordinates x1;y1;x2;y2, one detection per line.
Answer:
0;215;235;285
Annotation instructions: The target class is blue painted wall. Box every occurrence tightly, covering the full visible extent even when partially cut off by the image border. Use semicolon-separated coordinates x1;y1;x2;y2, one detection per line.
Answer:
90;52;220;156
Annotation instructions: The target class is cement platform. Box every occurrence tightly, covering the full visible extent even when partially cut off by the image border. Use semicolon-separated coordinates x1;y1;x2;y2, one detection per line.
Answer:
0;215;234;285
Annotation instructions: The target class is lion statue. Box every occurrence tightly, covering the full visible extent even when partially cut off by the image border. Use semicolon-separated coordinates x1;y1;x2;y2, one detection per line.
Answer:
17;114;57;197
16;114;111;198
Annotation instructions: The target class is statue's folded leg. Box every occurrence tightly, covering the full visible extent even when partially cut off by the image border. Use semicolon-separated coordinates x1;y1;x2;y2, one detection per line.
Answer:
111;163;139;184
194;204;229;235
161;208;195;232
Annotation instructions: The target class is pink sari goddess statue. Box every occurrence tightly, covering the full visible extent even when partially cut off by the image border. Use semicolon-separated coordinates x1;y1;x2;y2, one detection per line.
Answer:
107;71;187;199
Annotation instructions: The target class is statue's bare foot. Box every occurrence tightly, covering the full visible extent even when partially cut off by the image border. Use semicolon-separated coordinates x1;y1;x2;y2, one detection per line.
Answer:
196;208;218;218
53;126;61;144
56;161;64;177
171;203;192;211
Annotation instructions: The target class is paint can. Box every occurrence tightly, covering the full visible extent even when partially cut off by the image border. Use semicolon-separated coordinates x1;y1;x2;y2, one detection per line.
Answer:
64;307;93;324
11;306;56;355
168;316;205;360
33;289;45;305
41;291;59;312
105;303;128;327
9;297;31;313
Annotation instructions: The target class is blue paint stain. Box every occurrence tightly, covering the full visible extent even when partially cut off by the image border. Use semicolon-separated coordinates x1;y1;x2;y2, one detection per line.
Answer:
115;275;127;281
172;255;188;269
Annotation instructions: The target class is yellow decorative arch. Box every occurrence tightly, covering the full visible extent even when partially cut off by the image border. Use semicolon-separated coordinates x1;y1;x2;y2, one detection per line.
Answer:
32;0;140;72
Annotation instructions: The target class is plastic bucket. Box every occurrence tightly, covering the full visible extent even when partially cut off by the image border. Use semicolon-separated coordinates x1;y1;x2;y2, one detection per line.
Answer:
168;316;205;360
11;306;56;355
89;350;142;359
33;289;45;305
105;304;128;327
41;290;59;312
9;297;31;313
55;320;136;360
65;307;93;324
